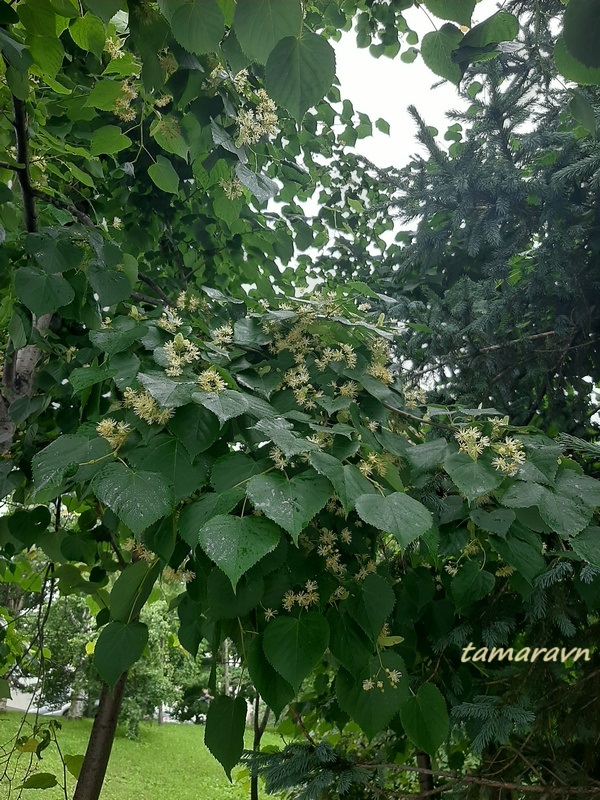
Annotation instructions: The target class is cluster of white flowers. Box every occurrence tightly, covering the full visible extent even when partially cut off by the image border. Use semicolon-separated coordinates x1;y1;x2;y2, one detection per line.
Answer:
123;387;173;425
282;580;320;611
96;418;131;449
236;89;278;146
164;333;200;377
197;367;227;393
219;177;244;200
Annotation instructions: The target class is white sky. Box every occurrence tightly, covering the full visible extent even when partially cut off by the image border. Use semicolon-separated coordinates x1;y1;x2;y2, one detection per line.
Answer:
333;0;501;168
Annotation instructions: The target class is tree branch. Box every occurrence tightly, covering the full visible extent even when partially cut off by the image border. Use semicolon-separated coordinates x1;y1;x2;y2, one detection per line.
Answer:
12;96;37;233
138;273;172;305
32;188;95;227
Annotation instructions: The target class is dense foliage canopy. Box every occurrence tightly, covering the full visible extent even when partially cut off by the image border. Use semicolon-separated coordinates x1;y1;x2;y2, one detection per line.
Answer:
1;1;600;799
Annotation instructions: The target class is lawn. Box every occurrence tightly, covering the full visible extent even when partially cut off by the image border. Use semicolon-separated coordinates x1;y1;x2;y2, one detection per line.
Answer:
0;711;285;799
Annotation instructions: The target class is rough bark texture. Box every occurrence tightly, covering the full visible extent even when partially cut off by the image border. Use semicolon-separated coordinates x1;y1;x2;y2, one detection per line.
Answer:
73;673;128;800
0;96;50;455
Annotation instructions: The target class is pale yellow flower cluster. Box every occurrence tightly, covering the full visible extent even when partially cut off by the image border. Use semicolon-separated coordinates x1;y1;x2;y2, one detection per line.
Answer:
358;452;388;478
211;324;234;347
236;89;278;146
197;367;226;393
455;426;490;461
113;80;138;122
362;667;402;692
219;177;244;200
123;387;173;425
495;564;516;577
233;68;249;93
175;291;200;313
96;418;131;449
315;344;357;371
157;312;183;333
269;446;289;471
491;437;526;476
281;580;319;611
164;333;200;377
404;386;427;408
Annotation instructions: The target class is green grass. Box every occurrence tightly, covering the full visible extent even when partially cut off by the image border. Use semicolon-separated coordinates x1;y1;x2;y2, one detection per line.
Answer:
0;710;285;799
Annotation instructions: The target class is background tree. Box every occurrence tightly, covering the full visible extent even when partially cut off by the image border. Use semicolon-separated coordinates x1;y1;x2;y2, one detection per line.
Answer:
308;1;600;438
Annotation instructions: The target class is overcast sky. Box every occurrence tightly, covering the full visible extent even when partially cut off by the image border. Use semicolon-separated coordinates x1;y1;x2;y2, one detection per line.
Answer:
333;0;501;168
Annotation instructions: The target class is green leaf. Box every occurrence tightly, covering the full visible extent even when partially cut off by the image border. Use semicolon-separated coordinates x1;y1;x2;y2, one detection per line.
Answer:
452;561;495;611
347;573;395;641
193;389;249;423
69;12;105;59
85;79;124;110
137;372;195;408
84;0;124;23
265;32;335;123
233;0;302;64
168;404;220;456
563;0;600;68
18;773;58;790
569;89;597;133
128;434;208;502
179;489;244;546
32;434;111;499
246;469;332;542
94;620;148;688
400;683;449;755
0;29;33;73
63;754;84;780
444;452;503;502
492;528;545;584
0;678;11;699
148;155;180;194
247;635;295;718
336;652;408;739
254;417;315;458
423;0;475;26
555;36;600;84
204;695;246;779
354;492;433;549
171;0;225;55
207;569;264;619
470;508;515;537
29;34;64;78
198;515;281;588
89;318;147;355
461;11;519;48
310;451;376;513
327;609;373;677
571;526;600;568
88;263;132;306
263;611;329;690
421;24;463;85
25;233;82;273
235;163;278;202
537;485;594;537
15;267;74;315
110;560;161;623
375;117;390;135
91;463;174;534
90;125;131;156
211;453;265;493
50;0;79;18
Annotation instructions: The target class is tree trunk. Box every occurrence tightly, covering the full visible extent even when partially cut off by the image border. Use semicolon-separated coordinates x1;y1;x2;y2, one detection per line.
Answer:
251;696;270;800
416;750;434;797
157;702;163;726
67;690;85;720
73;672;127;800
